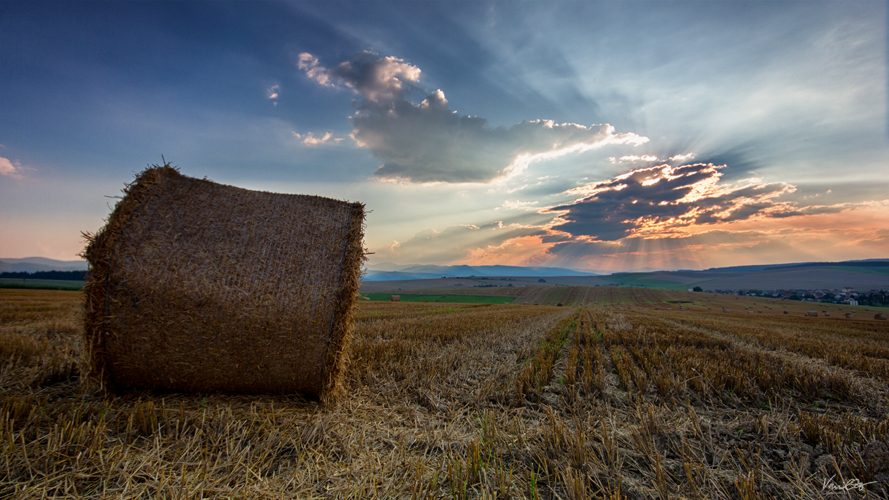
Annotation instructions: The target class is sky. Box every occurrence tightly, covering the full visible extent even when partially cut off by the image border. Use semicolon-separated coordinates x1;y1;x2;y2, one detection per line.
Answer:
1;0;888;272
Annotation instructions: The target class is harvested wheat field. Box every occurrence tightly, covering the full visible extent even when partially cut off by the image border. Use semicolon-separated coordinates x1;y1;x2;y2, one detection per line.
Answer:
2;287;889;498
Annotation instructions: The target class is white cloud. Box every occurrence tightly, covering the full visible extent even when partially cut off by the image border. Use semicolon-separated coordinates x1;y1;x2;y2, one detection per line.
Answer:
267;84;279;106
619;155;660;162
297;53;334;87
300;51;648;183
496;200;540;211
669;153;696;162
292;131;342;146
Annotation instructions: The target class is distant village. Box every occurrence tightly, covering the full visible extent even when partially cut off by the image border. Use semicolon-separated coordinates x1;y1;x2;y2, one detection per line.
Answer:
697;287;889;306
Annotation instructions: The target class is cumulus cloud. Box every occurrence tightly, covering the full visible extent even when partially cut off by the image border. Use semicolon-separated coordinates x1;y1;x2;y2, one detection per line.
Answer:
548;162;843;241
299;51;647;183
299;51;421;105
267;84;279;106
292;131;342;146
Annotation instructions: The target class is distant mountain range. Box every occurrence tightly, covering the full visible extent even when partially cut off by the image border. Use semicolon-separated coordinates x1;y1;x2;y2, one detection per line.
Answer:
0;257;88;273
3;256;887;282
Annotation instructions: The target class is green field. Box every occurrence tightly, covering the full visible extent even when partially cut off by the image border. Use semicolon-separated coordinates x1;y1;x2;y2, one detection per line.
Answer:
362;292;516;304
0;278;84;290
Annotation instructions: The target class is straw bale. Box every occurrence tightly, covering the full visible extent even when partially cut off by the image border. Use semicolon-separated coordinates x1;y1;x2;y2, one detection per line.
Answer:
876;314;888;321
807;311;818;317
390;295;401;302
82;164;365;401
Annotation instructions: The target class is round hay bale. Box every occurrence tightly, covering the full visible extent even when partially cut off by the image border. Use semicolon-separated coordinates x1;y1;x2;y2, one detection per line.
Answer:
390;295;401;302
807;311;818;317
82;164;365;401
876;314;888;321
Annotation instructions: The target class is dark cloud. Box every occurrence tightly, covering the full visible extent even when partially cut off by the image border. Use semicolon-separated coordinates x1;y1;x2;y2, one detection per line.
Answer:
548;163;804;241
300;52;646;183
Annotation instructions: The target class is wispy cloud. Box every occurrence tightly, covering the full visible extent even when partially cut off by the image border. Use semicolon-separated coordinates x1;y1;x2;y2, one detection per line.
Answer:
610;153;696;164
300;51;647;183
496;200;540;211
267;84;279;106
375;221;546;264
297;53;335;88
618;155;659;162
0;157;25;178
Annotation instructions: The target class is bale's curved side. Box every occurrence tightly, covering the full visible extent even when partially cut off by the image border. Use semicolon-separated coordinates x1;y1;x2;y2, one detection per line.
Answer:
320;202;366;404
81;164;179;391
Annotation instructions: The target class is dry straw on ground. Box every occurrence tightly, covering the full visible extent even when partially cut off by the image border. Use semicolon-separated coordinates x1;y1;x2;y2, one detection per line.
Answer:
81;164;365;401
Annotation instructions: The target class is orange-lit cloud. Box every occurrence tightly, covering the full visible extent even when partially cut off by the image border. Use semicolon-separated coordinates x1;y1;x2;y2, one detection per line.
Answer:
552;163;824;241
367;164;888;272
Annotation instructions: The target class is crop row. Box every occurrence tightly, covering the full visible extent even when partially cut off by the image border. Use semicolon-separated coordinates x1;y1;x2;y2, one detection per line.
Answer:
663;313;889;381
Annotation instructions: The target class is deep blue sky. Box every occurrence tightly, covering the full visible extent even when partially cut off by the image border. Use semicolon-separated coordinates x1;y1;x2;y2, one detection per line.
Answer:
1;1;887;271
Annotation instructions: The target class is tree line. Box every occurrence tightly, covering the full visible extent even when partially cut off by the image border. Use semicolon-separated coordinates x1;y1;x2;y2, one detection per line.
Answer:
0;270;88;281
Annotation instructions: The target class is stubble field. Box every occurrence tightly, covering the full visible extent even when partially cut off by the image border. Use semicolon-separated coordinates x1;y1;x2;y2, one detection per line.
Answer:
2;287;888;498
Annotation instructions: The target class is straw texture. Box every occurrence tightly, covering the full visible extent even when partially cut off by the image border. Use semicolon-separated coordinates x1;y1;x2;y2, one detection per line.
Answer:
82;165;365;401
